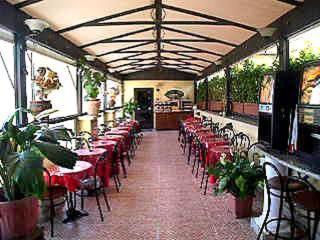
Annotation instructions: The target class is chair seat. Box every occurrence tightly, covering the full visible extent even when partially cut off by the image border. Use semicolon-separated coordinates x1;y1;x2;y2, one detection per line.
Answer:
267;176;306;192
43;185;67;200
293;190;320;211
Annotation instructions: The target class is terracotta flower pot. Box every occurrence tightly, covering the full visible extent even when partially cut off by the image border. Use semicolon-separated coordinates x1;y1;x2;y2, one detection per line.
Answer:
243;103;258;116
0;197;40;239
227;194;253;218
29;100;52;115
87;99;101;116
209;101;224;112
232;102;244;114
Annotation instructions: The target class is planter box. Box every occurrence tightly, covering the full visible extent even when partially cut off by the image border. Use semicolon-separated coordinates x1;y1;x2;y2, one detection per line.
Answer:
209;101;224;112
197;101;206;110
227;194;253;218
232;102;244;114
243;103;258;116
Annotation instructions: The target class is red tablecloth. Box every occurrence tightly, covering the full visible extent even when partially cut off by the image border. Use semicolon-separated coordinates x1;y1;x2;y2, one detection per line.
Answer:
47;161;92;192
103;133;130;152
75;148;111;187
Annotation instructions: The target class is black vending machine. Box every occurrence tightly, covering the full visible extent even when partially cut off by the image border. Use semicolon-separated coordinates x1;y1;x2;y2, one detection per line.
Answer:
258;71;300;151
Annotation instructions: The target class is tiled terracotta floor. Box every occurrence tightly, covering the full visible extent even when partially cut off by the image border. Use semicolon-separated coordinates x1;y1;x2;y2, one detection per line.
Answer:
44;131;256;240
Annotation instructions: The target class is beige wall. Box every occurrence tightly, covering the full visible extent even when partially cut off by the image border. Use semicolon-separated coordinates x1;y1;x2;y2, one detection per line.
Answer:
123;80;194;103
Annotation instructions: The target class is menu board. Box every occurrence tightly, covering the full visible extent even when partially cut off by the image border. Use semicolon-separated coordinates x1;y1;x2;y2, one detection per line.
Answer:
301;65;320;105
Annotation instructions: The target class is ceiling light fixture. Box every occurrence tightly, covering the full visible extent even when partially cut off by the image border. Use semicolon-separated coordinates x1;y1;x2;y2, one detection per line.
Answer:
257;27;277;38
24;18;49;35
84;55;96;61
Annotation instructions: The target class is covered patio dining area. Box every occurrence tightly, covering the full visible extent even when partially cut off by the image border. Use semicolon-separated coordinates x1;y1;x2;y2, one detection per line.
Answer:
1;0;320;240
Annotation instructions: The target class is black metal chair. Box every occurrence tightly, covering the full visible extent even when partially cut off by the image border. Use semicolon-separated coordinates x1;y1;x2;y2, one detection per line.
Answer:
257;162;307;240
43;168;68;237
79;151;111;222
231;132;251;153
218;124;235;141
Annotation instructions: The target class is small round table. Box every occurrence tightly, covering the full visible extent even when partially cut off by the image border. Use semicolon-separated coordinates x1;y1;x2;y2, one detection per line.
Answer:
52;161;92;223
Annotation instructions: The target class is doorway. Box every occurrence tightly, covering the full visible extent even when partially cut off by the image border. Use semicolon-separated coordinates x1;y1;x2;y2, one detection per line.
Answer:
134;88;154;129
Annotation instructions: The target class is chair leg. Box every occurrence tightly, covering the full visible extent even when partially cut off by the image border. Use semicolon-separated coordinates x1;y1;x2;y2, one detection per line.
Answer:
195;158;201;178
95;190;104;222
127;153;131;166
312;212;320;240
187;141;192;165
200;167;206;189
101;187;111;211
257;194;271;240
116;175;122;187
192;146;198;175
80;189;85;210
120;155;128;178
204;174;209;195
49;199;55;237
113;175;120;193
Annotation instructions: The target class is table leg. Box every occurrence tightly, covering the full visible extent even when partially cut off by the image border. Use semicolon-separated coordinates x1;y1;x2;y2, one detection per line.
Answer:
62;192;89;223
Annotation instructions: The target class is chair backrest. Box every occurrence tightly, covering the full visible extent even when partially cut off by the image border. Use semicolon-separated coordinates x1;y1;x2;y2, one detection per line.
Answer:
218;126;235;141
231;132;251;153
94;151;109;183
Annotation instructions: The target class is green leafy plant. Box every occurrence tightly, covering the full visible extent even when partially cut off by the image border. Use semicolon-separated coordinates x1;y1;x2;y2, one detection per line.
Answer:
0;109;77;201
123;99;138;118
208;152;264;199
208;75;226;101
289;46;320;71
78;58;105;100
231;60;270;104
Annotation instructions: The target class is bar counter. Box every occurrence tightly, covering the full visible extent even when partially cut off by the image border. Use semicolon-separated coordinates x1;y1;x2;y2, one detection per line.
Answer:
256;144;320;180
155;111;192;130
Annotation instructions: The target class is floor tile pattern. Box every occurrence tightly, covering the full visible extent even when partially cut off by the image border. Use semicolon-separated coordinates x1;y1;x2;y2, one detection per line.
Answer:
44;131;256;240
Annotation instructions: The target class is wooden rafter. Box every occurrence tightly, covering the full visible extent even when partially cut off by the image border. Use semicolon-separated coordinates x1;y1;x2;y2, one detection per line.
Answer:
57;4;154;34
82;20;254;27
162;26;238;47
165;41;223;57
165;51;214;64
80;27;154;48
277;0;303;6
97;41;154;57
155;0;162;69
163;4;257;32
105;52;152;64
14;0;43;8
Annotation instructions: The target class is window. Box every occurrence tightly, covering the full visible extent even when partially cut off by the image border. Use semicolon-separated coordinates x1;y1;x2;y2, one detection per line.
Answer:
25;45;77;129
0;33;15;125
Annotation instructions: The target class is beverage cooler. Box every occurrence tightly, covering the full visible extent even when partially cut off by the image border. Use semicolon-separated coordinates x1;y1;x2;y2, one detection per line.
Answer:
297;62;320;156
258;71;300;151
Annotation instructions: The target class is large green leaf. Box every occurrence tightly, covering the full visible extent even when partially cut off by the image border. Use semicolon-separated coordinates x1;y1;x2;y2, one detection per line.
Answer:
13;151;45;199
34;141;77;169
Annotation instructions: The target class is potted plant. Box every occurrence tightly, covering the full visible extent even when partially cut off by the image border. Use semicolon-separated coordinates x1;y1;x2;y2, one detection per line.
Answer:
78;59;105;116
0;109;77;239
208;152;264;218
123;99;138;119
30;67;61;115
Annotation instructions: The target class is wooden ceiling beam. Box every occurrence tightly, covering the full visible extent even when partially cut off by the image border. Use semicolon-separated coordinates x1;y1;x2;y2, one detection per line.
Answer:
155;0;162;69
97;41;154;57
163;4;257;32
162;26;238;47
14;0;43;8
80;26;154;48
165;41;223;57
57;4;154;34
